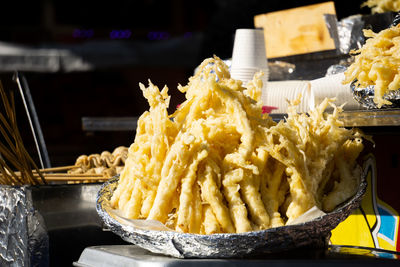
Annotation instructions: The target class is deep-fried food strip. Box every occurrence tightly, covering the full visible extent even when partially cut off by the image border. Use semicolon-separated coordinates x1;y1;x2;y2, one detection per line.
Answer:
222;168;252;233
285;168;315;224
262;160;286;228
123;178;143;218
141;190;156;218
190;182;203;234
203;205;221;234
274;175;289;227
264;126;315;223
240;169;270;229
112;82;176;217
316;160;335;202
199;162;235;233
323;139;363;211
177;149;208;233
117;175;136;213
148;133;201;223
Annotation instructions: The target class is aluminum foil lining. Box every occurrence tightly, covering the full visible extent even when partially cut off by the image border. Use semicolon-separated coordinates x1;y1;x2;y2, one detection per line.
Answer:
325;64;347;76
351;81;400;109
97;176;366;259
335;12;396;55
337;15;365;55
0;186;49;267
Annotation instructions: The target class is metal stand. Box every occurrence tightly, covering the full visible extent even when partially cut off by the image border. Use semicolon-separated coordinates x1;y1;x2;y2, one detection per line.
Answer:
13;71;51;169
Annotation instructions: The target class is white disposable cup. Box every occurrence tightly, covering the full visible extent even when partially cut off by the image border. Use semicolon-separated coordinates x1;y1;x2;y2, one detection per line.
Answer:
231;67;269;79
231;67;269;75
230;29;269;99
231;68;269;92
262;80;314;113
310;73;362;110
231;29;268;70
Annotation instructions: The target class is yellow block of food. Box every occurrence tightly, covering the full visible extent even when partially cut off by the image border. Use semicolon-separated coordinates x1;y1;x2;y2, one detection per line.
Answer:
254;1;337;58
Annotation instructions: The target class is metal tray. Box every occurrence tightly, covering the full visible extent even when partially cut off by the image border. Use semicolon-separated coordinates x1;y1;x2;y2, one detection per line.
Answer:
96;175;367;258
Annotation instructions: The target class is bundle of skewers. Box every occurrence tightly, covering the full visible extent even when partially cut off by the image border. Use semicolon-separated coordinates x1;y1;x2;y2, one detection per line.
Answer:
19;165;111;184
0;82;47;185
0;82;127;185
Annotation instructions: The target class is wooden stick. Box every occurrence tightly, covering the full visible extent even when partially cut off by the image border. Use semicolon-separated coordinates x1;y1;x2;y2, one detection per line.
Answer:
43;176;111;182
0;84;46;185
36;165;77;173
0;142;25;171
0;173;110;182
10;165;78;176
0;114;19;153
36;173;104;177
0;156;24;185
0;81;14;120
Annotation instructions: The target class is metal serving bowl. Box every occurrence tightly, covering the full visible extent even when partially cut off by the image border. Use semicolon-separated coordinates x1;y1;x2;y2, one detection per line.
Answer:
96;174;366;259
351;80;400;109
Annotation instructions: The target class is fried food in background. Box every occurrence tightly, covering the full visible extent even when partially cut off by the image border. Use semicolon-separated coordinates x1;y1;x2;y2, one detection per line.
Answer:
110;56;365;234
343;24;400;108
362;0;400;13
68;146;128;178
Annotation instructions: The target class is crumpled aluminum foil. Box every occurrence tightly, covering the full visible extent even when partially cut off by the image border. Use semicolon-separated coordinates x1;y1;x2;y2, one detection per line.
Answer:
325;64;347;76
335;12;396;55
97;176;366;259
337;15;365;55
351;81;400;109
0;186;49;267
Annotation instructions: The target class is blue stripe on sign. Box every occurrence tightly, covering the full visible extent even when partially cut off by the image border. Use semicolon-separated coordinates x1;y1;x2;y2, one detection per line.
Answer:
378;205;396;241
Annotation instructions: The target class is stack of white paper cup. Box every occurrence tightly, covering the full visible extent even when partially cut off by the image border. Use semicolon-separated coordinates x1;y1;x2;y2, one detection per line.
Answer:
310;73;362;110
262;80;314;113
230;29;269;88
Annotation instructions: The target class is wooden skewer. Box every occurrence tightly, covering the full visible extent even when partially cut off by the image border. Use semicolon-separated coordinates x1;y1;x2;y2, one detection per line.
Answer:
43;176;111;182
35;165;77;173
12;170;101;177
1;172;109;182
34;173;104;177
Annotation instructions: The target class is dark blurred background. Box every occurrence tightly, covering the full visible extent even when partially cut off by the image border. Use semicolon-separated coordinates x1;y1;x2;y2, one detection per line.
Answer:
0;0;370;167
